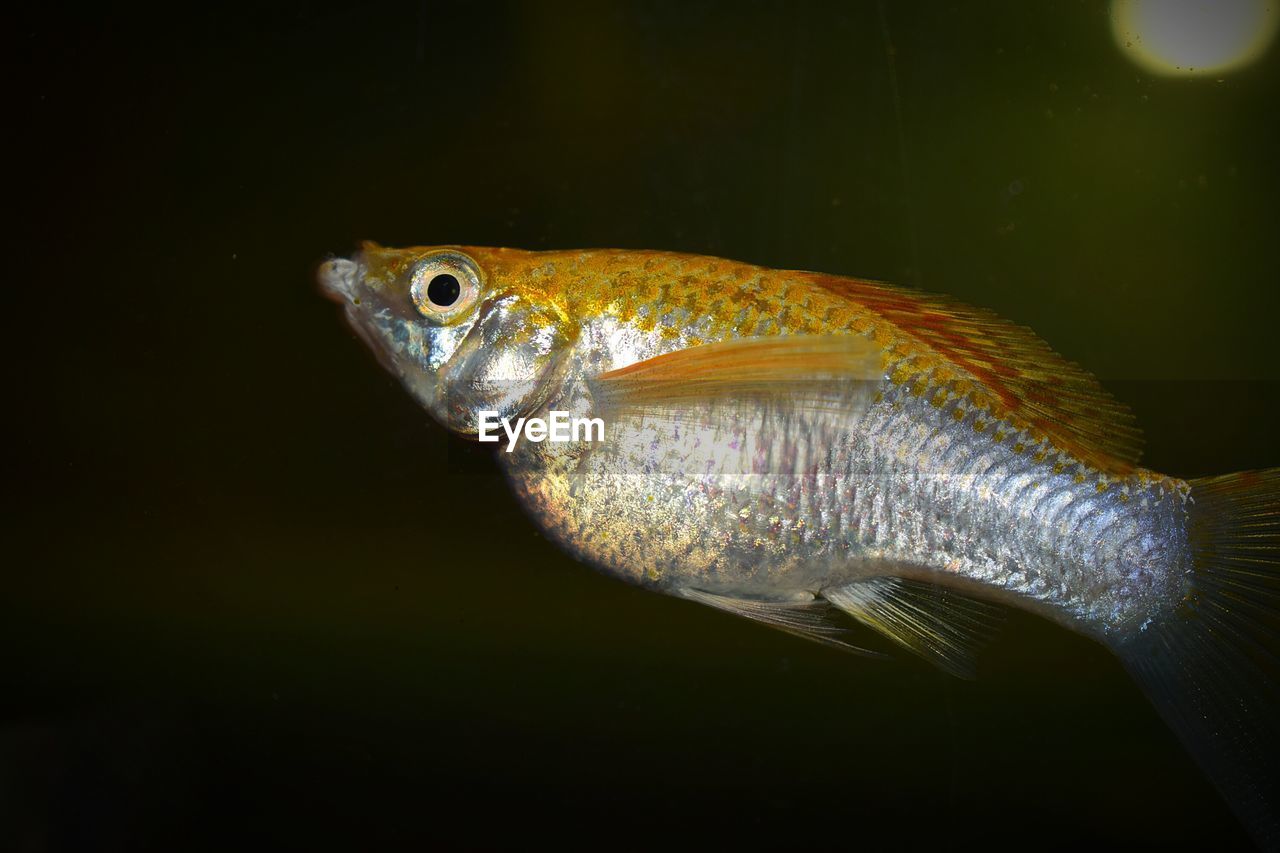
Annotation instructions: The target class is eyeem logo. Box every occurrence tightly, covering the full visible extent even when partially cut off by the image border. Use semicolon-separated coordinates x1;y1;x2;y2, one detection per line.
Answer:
478;411;605;452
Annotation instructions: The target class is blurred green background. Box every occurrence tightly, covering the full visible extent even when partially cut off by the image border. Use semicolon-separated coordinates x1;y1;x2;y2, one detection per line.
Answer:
7;1;1279;848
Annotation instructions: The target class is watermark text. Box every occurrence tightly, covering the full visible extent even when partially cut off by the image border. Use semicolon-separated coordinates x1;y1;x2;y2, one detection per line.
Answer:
478;410;605;452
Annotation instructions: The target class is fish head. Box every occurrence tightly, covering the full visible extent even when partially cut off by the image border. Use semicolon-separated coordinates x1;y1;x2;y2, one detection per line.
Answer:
319;243;574;435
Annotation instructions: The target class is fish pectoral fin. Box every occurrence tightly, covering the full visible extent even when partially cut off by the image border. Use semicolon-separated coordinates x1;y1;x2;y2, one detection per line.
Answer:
588;334;885;421
823;578;1005;679
679;587;889;659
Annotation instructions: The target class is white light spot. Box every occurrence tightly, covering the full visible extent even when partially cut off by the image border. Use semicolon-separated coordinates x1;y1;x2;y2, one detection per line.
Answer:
1111;0;1278;76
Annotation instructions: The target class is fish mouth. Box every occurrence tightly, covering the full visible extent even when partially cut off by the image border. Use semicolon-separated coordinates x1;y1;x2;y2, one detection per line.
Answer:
318;256;363;304
318;255;402;377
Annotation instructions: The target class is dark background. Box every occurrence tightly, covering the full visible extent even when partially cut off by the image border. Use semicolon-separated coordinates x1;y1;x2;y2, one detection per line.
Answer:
7;1;1279;849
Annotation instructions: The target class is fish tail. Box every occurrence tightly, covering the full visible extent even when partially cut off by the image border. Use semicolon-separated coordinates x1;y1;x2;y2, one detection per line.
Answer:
1114;469;1280;848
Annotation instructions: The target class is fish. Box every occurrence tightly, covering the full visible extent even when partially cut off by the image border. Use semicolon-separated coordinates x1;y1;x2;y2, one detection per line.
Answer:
320;243;1280;846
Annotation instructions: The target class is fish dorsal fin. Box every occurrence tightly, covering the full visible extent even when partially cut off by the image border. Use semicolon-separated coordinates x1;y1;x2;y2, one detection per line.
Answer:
679;588;888;658
804;273;1143;474
823;578;1004;678
589;333;883;419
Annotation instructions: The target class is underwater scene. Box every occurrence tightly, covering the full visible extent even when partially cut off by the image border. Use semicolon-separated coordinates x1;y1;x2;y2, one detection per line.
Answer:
8;2;1280;849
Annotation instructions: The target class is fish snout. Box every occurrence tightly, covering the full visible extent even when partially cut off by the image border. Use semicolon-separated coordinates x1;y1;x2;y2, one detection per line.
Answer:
318;257;363;304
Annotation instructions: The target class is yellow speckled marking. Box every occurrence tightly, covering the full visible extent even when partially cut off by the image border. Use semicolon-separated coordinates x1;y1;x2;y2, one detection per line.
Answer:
359;243;1183;498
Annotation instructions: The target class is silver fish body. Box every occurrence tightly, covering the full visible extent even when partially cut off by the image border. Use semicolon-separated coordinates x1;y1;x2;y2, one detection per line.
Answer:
501;316;1192;643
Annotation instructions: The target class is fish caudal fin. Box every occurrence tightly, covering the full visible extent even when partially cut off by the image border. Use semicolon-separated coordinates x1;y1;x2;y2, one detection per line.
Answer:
1115;469;1280;848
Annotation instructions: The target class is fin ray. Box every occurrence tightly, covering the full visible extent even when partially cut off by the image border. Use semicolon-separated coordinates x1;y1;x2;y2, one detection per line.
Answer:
679;587;888;658
823;577;1004;678
805;273;1143;471
589;334;883;422
1115;469;1280;848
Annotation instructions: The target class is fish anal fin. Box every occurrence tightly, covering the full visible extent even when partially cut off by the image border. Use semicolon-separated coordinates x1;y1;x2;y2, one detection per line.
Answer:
823;577;1004;678
679;587;888;659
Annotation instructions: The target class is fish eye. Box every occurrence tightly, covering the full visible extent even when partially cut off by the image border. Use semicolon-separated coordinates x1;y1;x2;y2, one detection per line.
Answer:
409;252;481;320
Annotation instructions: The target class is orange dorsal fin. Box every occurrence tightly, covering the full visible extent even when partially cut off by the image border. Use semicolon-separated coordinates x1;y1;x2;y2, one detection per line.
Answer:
805;273;1143;474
